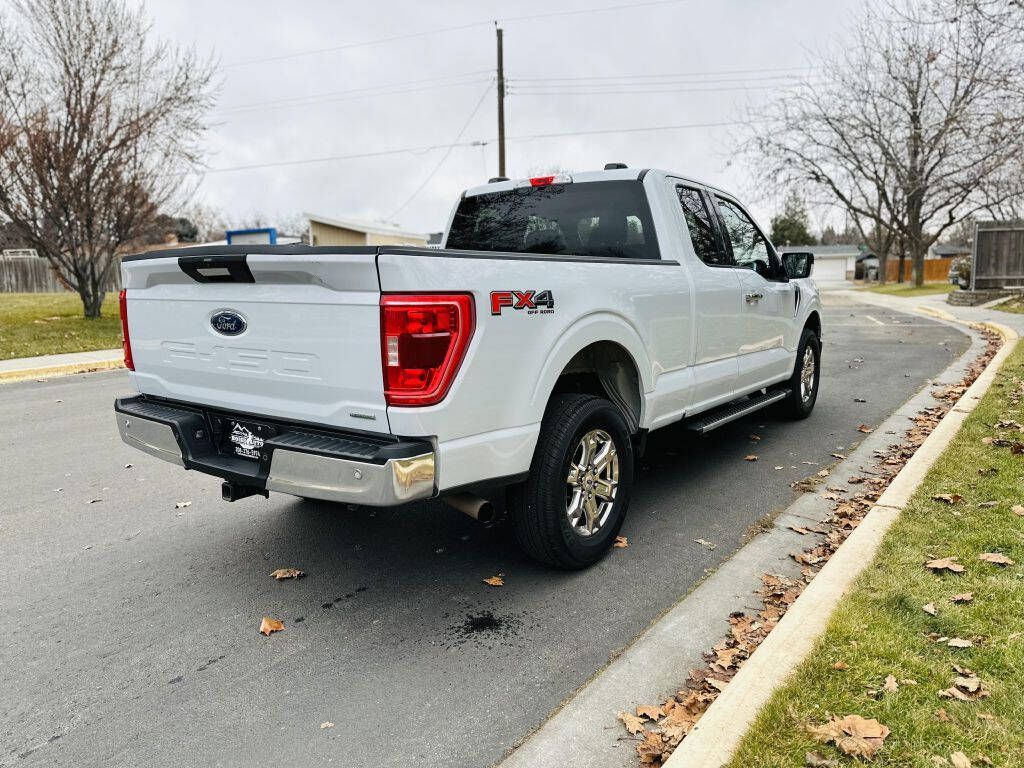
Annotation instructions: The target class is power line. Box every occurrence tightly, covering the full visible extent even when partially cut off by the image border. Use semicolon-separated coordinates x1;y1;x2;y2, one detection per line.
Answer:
204;118;754;174
214;78;492;118
512;83;817;97
388;85;493;220
216;70;493;114
222;0;689;69
512;74;815;89
513;65;816;83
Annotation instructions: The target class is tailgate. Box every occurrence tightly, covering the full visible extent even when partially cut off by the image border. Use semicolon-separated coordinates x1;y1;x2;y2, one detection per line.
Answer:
122;248;387;432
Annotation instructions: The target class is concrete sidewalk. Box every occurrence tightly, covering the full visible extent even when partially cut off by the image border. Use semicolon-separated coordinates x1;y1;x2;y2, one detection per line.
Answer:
0;347;122;379
829;287;1024;334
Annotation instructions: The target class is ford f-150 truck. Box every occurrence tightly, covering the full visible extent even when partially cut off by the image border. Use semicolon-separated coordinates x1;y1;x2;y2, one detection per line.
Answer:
114;165;821;568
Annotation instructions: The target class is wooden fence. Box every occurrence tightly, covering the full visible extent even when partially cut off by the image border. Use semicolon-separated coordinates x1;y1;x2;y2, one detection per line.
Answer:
0;257;121;293
884;257;954;283
972;222;1024;289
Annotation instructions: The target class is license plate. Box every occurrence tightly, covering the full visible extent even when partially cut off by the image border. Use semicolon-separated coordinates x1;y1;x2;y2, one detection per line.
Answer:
224;419;272;461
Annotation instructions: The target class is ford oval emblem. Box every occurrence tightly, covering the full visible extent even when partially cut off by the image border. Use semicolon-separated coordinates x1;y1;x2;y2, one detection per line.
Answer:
210;310;247;336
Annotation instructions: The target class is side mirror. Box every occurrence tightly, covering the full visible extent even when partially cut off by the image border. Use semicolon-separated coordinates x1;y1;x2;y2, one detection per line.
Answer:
782;252;814;279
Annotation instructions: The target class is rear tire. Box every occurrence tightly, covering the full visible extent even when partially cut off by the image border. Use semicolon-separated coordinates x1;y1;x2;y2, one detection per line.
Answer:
782;328;820;419
509;394;634;569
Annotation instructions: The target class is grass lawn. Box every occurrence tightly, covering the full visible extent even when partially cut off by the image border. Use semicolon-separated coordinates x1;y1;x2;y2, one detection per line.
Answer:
860;282;955;297
728;340;1024;767
0;292;121;360
994;296;1024;315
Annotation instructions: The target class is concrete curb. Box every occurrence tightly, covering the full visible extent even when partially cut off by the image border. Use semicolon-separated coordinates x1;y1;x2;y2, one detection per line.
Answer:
664;320;1019;768
0;358;124;383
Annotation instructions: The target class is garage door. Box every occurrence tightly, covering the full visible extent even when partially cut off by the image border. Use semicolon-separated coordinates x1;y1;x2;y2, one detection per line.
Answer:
813;257;847;282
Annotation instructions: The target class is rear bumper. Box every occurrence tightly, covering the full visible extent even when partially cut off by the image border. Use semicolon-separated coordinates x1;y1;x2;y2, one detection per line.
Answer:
114;396;435;506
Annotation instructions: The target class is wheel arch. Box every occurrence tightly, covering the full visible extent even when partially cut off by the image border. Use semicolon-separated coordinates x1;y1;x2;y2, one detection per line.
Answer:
530;314;651;434
804;309;822;340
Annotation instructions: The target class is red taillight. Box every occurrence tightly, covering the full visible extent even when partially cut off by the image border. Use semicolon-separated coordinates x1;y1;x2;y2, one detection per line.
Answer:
118;289;134;371
529;175;555;186
381;293;474;406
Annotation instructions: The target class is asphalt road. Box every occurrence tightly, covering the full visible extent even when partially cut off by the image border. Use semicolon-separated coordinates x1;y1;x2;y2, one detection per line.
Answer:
0;295;968;768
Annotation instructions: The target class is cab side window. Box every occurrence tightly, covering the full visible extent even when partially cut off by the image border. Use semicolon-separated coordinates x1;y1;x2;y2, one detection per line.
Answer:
715;197;770;269
676;186;727;266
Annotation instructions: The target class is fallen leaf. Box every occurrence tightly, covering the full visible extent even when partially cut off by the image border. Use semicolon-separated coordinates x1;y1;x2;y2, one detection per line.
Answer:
175;501;191;509
85;499;102;504
483;575;504;586
635;705;661;721
749;434;762;441
320;721;334;729
831;453;847;460
940;672;990;701
745;454;759;461
270;568;305;580
979;552;1014;566
694;538;716;550
817;469;830;477
932;494;963;504
951;752;972;768
883;674;899;693
706;677;728;692
854;397;867;403
925;557;965;573
617;710;646;736
857;424;874;433
809;714;890;759
946;638;974;648
978;501;998;508
936;708;949;722
833;661;850;670
949;593;974;603
259;617;284;635
613;535;628;548
1013;505;1024;517
805;752;839;768
923;603;938;616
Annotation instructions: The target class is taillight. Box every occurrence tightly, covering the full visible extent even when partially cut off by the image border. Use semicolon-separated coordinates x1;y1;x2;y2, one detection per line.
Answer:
381;293;474;406
118;289;134;371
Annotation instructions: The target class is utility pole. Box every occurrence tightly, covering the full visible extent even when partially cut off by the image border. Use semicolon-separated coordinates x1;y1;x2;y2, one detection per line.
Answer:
496;26;506;177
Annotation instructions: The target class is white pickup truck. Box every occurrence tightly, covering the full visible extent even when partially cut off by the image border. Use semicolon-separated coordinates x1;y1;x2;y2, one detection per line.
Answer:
115;166;821;568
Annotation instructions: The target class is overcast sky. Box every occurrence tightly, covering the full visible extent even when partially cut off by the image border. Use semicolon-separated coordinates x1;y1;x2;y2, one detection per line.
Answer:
148;0;866;235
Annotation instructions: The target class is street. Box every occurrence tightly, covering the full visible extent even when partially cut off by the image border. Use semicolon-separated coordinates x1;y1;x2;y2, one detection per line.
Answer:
1;294;968;768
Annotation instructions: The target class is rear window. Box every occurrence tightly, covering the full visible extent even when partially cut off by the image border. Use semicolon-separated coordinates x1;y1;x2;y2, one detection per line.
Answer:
446;180;660;260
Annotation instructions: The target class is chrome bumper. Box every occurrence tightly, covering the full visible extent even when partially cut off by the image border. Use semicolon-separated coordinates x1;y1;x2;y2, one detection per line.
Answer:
264;449;435;505
115;398;435;506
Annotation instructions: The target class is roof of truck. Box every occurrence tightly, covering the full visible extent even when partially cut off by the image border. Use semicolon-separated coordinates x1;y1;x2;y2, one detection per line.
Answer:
462;167;731;199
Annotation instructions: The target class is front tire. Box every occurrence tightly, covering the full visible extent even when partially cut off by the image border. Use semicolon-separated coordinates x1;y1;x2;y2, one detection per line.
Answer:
509;394;634;569
782;328;820;419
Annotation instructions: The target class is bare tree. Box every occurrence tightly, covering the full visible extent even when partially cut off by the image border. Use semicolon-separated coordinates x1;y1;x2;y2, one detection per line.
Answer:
0;0;216;316
743;0;1024;286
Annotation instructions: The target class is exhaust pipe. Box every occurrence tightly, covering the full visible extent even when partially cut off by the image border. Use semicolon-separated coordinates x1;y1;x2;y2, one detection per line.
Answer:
444;493;495;524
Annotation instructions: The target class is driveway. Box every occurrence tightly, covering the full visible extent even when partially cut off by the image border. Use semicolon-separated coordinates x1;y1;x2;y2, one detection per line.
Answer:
0;294;967;768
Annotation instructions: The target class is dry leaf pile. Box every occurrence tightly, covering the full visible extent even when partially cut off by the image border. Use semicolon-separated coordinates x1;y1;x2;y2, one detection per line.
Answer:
614;329;1003;767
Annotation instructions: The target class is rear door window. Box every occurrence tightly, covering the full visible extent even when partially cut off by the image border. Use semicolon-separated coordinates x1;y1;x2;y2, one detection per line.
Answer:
447;180;660;260
676;186;728;266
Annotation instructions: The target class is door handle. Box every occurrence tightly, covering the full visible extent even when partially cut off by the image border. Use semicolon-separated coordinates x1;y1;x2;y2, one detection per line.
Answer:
745;292;764;304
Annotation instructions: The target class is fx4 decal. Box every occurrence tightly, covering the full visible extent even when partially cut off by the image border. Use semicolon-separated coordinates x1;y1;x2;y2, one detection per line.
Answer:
490;290;555;316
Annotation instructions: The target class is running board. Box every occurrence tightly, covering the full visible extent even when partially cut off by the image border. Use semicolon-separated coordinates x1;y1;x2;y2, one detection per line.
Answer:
685;390;789;434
